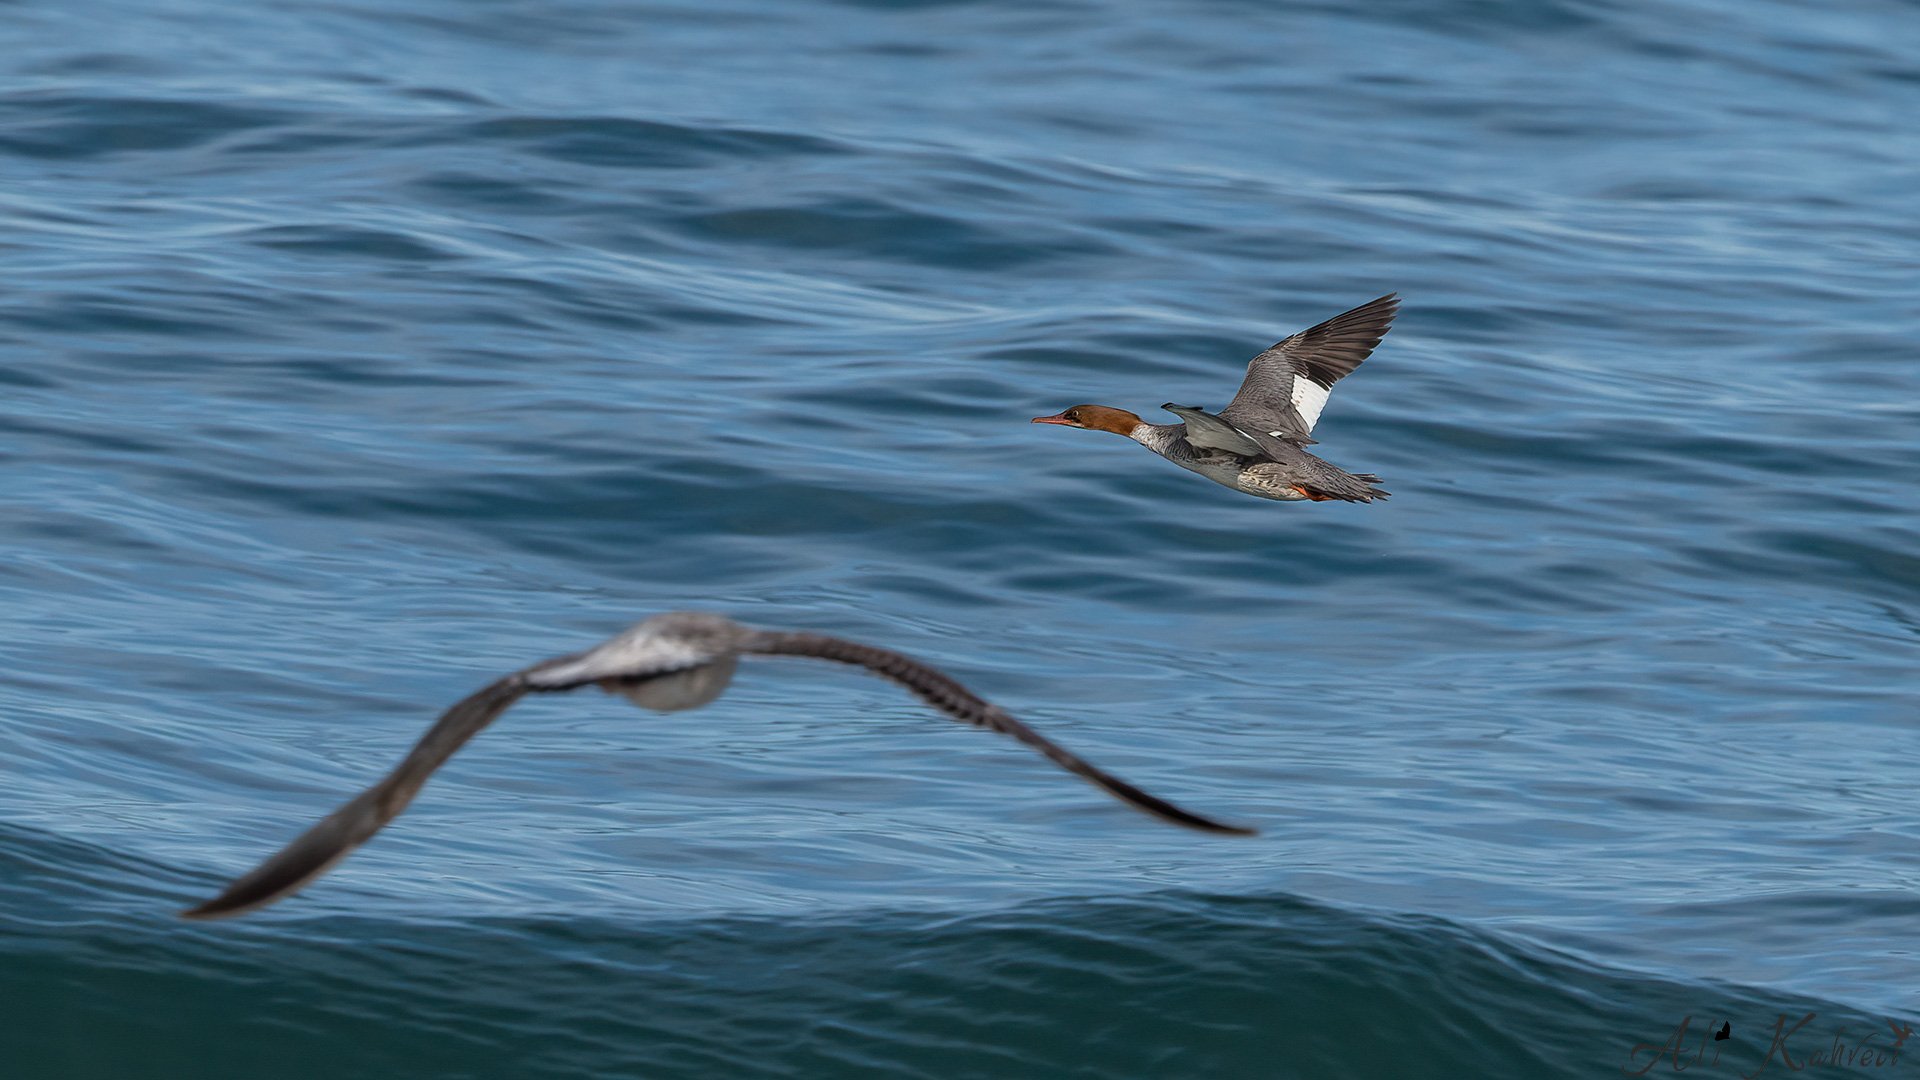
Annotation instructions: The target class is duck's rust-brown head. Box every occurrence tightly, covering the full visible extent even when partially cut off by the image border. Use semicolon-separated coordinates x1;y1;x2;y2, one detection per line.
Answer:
1030;404;1143;436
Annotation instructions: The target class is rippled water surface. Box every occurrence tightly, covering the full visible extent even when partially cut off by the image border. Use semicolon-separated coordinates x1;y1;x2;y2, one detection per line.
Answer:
4;0;1918;1075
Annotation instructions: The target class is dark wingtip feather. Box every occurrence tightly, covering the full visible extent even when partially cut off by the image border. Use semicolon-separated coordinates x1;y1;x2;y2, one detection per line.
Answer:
179;897;249;921
1089;767;1259;834
1293;293;1401;388
746;634;1252;836
178;676;531;919
177;787;389;920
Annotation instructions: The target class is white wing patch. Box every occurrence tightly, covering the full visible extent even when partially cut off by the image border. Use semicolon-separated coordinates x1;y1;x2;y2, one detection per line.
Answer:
1291;375;1333;433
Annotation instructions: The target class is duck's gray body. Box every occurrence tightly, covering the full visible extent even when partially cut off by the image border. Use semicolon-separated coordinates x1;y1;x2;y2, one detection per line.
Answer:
1127;417;1386;502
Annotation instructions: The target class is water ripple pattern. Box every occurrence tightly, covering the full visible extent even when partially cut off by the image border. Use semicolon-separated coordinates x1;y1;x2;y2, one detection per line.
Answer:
2;0;1917;1075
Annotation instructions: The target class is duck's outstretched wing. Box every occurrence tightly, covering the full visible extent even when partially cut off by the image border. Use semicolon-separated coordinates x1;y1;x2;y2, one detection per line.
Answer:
1219;294;1398;443
744;631;1255;835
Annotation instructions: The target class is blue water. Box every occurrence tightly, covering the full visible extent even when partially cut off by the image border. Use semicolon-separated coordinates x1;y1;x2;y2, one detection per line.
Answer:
4;0;1919;1075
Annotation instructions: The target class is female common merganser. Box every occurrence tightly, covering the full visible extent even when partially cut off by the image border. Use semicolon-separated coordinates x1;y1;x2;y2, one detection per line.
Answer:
1033;294;1398;502
181;612;1252;919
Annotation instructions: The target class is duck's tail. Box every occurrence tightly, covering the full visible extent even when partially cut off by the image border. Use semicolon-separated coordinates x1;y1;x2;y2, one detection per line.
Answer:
1292;470;1389;503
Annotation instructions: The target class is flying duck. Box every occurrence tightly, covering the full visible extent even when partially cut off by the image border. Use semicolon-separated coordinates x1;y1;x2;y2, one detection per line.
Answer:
1033;294;1398;502
181;612;1252;919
